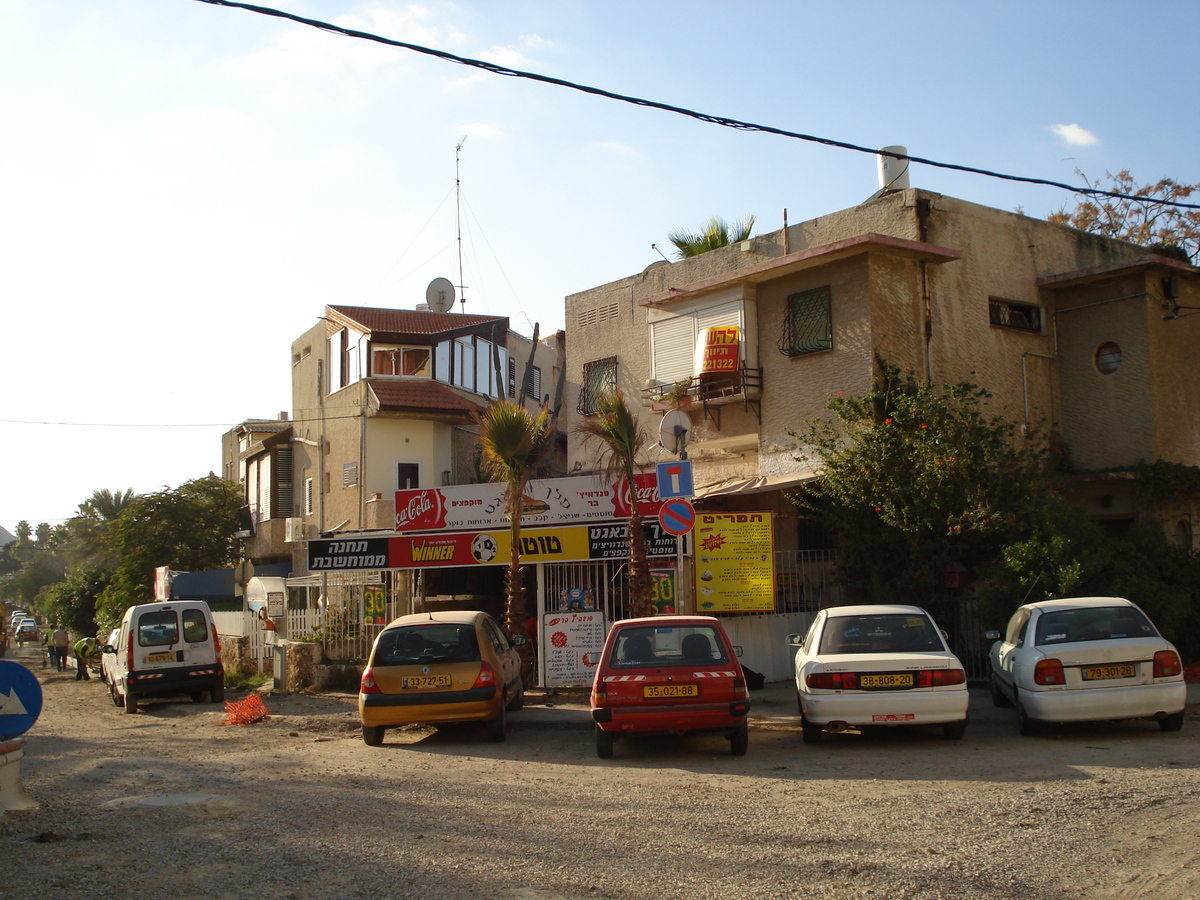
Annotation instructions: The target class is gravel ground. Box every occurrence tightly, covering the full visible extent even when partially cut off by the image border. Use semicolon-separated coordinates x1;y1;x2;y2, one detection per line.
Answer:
2;646;1199;900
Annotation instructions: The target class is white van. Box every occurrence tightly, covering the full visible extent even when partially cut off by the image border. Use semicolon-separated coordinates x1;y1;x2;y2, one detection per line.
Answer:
103;601;225;714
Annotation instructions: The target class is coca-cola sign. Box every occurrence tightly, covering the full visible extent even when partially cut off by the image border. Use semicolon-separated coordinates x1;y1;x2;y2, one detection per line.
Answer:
394;474;666;533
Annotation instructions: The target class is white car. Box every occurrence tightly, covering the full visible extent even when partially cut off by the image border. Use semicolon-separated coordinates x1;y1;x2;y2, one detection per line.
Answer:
787;604;969;743
100;628;121;686
987;597;1186;734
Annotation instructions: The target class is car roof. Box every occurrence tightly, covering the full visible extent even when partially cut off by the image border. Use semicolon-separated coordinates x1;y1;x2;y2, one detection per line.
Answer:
384;610;485;628
823;604;929;617
1024;597;1134;611
611;615;722;628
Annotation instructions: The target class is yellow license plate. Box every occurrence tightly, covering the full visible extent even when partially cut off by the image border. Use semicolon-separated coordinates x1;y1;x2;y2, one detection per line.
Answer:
860;673;914;688
1081;664;1136;681
145;651;174;663
643;684;699;699
403;674;451;689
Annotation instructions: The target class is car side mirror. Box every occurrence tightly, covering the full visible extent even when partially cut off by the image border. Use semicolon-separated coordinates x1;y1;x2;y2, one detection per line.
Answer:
101;645;116;654
938;629;949;642
582;651;601;665
733;645;743;658
984;630;1001;641
510;635;527;647
785;633;802;646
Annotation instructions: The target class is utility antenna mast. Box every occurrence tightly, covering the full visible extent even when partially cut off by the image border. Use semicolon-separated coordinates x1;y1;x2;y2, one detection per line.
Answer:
455;135;467;312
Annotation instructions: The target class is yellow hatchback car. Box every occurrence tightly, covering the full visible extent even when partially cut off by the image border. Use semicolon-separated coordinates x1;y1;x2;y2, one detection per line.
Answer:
358;610;525;746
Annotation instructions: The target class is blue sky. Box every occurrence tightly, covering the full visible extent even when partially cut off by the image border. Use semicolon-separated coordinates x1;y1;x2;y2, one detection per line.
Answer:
2;0;1196;532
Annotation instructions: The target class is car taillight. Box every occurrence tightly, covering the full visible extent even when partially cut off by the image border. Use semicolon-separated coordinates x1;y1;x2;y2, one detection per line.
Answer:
1034;658;1066;685
211;620;221;655
126;631;135;672
915;669;966;687
807;671;858;690
1153;650;1182;678
733;676;748;701
592;682;607;706
360;667;380;694
472;661;496;689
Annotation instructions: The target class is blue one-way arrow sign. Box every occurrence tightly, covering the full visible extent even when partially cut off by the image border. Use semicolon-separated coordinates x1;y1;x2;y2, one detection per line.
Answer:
0;660;43;741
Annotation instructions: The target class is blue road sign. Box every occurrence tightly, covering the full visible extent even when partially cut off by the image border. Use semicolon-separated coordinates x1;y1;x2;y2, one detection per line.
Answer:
0;660;43;741
656;461;695;499
658;498;696;536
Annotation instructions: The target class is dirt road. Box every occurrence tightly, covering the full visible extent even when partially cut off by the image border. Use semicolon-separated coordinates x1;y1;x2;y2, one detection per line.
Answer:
2;646;1198;900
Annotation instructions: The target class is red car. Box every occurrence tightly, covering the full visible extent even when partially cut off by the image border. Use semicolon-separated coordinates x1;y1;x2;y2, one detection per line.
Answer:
590;615;750;758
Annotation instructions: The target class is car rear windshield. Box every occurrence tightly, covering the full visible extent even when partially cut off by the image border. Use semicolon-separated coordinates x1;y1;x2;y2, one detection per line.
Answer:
818;613;943;654
373;623;481;665
137;611;178;647
609;625;728;668
1035;606;1158;646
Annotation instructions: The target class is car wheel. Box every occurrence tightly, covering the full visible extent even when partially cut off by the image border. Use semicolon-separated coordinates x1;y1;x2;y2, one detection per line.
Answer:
485;700;507;742
796;689;804;715
109;682;122;708
801;715;823;745
1159;711;1185;732
596;725;614;759
190;691;205;703
123;687;138;715
1015;697;1038;736
990;676;1014;709
943;721;966;740
362;725;385;746
730;723;749;756
506;677;524;711
210;683;225;704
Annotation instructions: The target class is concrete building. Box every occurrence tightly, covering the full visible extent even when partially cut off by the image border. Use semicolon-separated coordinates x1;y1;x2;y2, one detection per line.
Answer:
563;188;1200;575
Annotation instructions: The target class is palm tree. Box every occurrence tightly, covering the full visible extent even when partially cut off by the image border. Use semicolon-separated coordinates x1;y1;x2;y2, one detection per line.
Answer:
574;392;655;619
66;488;136;566
477;400;557;636
668;215;756;259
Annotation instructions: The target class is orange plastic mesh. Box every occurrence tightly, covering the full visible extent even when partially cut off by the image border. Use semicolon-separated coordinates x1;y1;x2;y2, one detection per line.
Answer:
223;694;269;726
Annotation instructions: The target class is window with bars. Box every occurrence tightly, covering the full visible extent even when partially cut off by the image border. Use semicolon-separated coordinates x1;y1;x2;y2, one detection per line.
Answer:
989;298;1042;333
578;356;618;415
779;286;832;357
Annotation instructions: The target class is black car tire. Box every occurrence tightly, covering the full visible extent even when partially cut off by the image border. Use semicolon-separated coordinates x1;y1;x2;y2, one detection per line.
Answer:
485;700;507;742
1015;696;1038;736
505;677;524;711
210;683;225;704
991;676;1015;709
801;715;823;745
362;725;385;746
109;682;122;708
943;721;966;740
796;689;805;715
123;687;138;715
730;723;749;756
1159;711;1185;732
190;691;205;703
596;725;614;759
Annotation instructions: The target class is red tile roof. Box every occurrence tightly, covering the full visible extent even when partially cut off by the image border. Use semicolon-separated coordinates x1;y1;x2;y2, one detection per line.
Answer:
368;379;487;415
329;305;507;336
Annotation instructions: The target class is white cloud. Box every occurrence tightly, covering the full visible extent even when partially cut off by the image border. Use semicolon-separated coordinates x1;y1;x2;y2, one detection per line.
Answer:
459;122;501;137
1051;123;1100;146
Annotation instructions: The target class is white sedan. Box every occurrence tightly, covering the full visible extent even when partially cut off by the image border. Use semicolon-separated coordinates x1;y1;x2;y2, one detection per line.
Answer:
787;605;969;743
987;596;1186;734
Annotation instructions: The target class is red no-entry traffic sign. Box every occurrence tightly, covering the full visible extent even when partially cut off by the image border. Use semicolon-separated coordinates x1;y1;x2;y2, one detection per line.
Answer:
658;498;696;536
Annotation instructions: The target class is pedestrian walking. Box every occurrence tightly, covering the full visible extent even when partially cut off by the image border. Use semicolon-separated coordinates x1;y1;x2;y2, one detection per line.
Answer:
74;635;99;681
52;625;71;672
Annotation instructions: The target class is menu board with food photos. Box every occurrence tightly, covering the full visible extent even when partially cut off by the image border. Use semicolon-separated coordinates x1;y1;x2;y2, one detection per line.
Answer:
692;511;774;613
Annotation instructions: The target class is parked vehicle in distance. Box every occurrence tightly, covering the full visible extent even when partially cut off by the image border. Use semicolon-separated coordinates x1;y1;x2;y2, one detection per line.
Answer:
358;610;526;746
100;628;121;686
103;601;225;714
787;605;969;743
590;615;750;758
16;619;40;645
987;597;1186;734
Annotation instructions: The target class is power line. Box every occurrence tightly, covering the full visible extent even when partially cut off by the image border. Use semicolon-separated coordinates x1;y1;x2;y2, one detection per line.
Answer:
194;0;1200;212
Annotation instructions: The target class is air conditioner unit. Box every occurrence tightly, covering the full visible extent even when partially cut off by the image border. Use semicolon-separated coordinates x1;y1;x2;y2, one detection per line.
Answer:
285;518;305;543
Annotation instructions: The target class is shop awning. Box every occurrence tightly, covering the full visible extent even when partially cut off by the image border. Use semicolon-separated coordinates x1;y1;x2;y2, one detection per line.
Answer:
693;471;820;499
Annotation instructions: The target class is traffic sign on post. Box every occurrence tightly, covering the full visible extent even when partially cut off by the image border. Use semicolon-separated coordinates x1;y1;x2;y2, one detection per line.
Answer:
0;660;43;742
656;461;694;499
658;498;696;536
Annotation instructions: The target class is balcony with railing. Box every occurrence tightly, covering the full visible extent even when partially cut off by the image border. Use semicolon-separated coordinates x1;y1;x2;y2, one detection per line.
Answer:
642;366;763;421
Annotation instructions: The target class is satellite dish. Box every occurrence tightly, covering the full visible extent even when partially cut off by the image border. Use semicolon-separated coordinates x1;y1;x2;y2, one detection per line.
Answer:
425;277;456;313
658;409;690;458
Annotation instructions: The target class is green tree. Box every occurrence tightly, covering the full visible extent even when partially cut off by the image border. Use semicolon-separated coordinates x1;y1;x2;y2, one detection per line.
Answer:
477;400;557;636
41;563;111;637
96;475;242;623
15;521;31;543
65;488;137;566
668;215;756;259
1048;170;1200;263
793;360;1075;619
575;392;655;618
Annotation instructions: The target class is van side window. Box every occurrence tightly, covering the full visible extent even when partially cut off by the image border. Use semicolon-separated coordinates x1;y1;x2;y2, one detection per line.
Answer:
138;610;179;647
182;610;209;644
